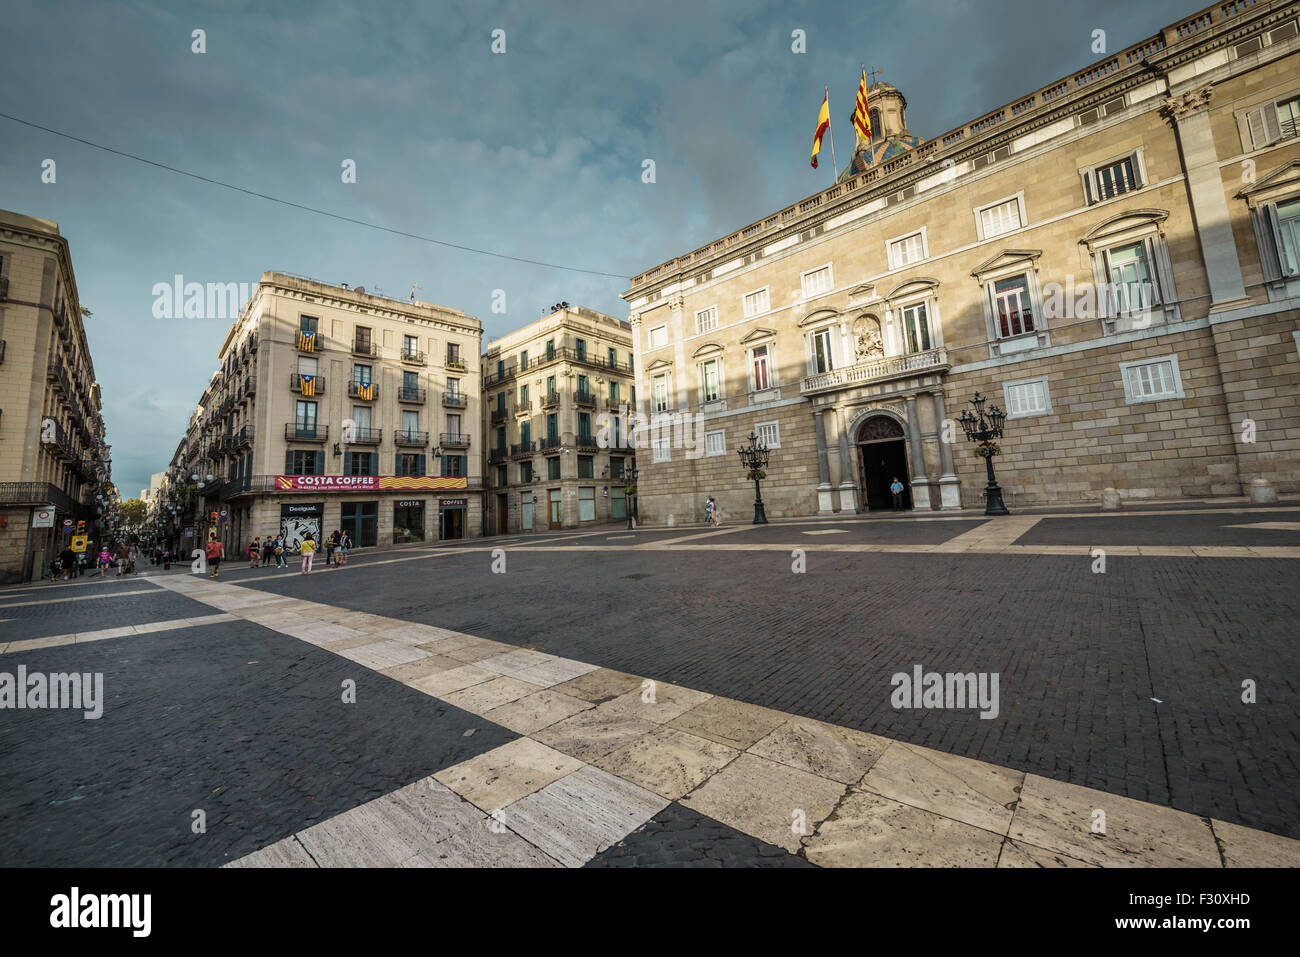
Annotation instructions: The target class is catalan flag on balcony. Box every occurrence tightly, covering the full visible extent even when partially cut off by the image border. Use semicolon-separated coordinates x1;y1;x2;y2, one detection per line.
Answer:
297;330;316;352
811;89;831;169
356;382;375;401
298;374;316;396
853;68;872;142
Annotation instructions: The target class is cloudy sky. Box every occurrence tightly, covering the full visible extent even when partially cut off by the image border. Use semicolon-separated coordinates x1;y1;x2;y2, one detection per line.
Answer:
1;0;1197;496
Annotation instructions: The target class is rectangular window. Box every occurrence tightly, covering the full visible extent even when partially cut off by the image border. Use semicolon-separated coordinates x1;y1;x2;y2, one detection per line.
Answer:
578;486;595;521
811;329;834;373
743;287;770;317
652;436;671;463
393;501;425;543
353;363;372;385
755;421;781;449
403;410;421;437
520;349;529;369
299;315;319;335
751;344;771;391
576;338;587;360
578;455;594;478
705;429;726;456
520;421;531;445
801;264;833;299
1121;355;1184;403
1003;377;1051;417
446;413;461;436
520;461;533;483
403;370;418;391
991;277;1034;338
403;334;419;358
695;306;718;333
701;359;720;401
496;465;508;487
447;342;461;363
295;400;318;432
609;380;620;402
608;346;618;366
290;450;320;475
547;456;561;480
1093;157;1136;201
545;339;555;360
347;451;376;476
546;413;558;440
520;383;530;404
298;356;318;376
1106;241;1160;313
446;377;460;398
652;373;670;412
443;454;466;477
1273;197;1300;276
979;199;1022;239
888;231;926;267
649;325;668;349
397;453;424;477
578;412;592;442
1246;95;1300;149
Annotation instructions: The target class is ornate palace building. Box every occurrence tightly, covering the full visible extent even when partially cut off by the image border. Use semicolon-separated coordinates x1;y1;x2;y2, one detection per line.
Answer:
481;304;636;533
622;0;1300;522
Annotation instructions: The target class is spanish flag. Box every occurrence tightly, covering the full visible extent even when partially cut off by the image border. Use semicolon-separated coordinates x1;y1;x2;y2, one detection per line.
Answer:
853;69;872;142
810;91;831;169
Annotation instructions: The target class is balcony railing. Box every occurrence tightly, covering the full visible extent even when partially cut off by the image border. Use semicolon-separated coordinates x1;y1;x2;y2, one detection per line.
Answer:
576;434;599;452
394;429;429;447
296;330;319;352
510;441;536;458
541;391;560;409
290;373;326;394
401;350;425;365
0;482;81;514
445;356;466;371
348;380;379;400
574;390;596;407
440;432;471;448
490;408;509;425
488;445;509;463
234;426;254;450
352;339;378;358
348;427;382;446
397;386;427;403
515;400;532;416
285;423;329;442
442;393;467;409
483;363;518;387
538;436;562;451
800;347;950;395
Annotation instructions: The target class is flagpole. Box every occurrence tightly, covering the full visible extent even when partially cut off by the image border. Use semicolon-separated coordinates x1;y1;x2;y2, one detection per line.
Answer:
826;85;838;182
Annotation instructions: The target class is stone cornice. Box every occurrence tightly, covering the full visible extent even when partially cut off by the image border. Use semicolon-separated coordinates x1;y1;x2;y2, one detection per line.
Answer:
1160;85;1214;121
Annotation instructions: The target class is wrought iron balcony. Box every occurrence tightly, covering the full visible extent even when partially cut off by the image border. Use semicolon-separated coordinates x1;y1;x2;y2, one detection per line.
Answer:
397;385;427;403
394;429;429;447
490;408;509;425
800;347;950;396
348;427;382;446
440;432;471;448
445;356;466;371
441;392;467;409
538;435;562;451
576;434;599;452
483;362;519;387
401;350;425;365
285;423;329;442
488;445;509;463
510;441;536;459
574;390;596;408
352;339;378;357
234;426;255;450
541;391;560;410
515;400;533;416
290;373;326;394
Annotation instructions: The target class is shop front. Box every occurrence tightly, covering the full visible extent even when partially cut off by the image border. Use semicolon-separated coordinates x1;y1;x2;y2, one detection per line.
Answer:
393;499;426;543
439;498;467;540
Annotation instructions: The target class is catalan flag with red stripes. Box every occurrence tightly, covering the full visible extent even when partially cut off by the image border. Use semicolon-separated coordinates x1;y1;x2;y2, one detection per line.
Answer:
810;92;831;169
853;69;872;142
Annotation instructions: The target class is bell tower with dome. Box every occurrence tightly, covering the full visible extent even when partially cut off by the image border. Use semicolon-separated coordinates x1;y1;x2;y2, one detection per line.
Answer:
839;81;926;181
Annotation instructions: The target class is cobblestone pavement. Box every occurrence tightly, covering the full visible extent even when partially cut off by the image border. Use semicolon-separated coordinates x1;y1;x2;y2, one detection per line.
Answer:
2;506;1297;866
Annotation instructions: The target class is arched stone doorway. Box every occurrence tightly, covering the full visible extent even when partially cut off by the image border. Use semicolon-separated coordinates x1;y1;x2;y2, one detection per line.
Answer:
856;415;910;511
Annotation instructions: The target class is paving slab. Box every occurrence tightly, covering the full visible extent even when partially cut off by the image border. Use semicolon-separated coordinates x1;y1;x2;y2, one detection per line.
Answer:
434;738;584;812
595;726;740;800
669;697;789;750
749;716;892;785
857;741;1023;834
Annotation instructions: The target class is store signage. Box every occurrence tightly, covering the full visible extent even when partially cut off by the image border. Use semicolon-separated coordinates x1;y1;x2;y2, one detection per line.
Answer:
274;475;469;492
281;502;324;517
439;499;468;508
394;500;424;508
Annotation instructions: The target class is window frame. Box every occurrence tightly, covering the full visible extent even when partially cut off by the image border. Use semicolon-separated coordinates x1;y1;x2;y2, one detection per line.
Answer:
754;420;781;450
886;227;929;269
694;304;718;334
704;429;726;456
800;263;835;301
1120;354;1185;405
1001;375;1053;418
973;193;1026;241
1080;149;1147;206
648;324;668;349
742;286;771;318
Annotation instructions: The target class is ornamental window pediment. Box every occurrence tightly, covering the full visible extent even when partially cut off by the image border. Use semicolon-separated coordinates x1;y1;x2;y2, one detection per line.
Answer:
740;327;777;345
970;251;1042;282
1079;209;1168;252
1237;160;1300;208
882;277;939;305
692;342;724;358
798;307;840;328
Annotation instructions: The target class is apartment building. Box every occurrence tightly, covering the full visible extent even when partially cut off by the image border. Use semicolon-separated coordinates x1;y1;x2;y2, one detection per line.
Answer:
481;304;637;532
623;0;1300;522
0;209;112;583
157;273;484;553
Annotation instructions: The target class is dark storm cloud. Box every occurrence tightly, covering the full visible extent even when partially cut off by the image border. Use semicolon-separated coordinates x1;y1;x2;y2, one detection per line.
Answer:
0;0;1197;495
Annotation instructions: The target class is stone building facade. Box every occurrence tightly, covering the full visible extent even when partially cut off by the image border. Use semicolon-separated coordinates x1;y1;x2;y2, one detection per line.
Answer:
623;0;1300;523
481;305;636;532
0;209;113;582
157;273;485;554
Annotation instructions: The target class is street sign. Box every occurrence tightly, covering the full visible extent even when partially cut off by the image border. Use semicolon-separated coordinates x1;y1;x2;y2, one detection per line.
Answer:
33;508;55;528
219;508;229;524
71;535;88;552
62;519;73;533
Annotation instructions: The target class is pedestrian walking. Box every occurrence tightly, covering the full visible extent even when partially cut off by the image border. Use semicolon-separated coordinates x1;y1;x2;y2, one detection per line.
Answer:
337;531;351;566
248;537;261;568
705;497;719;527
162;546;172;571
300;533;317;574
204;537;225;579
114;541;130;576
262;537;274;567
76;550;88;577
274;536;287;568
97;545;112;578
890;477;905;511
58;545;75;581
325;530;339;567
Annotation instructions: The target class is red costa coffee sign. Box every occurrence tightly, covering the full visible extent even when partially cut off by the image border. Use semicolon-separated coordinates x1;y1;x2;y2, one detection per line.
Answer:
274;476;469;492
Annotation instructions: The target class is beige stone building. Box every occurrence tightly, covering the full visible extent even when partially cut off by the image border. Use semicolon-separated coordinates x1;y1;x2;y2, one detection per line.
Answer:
481;304;637;532
0;209;112;582
158;273;484;553
623;0;1300;522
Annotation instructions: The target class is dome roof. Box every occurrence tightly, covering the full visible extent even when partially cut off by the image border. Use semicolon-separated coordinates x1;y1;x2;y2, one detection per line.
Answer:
838;132;926;181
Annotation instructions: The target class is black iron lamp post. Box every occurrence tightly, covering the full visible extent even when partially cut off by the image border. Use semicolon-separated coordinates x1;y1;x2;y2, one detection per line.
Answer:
958;391;1011;516
623;465;639;529
736;431;771;524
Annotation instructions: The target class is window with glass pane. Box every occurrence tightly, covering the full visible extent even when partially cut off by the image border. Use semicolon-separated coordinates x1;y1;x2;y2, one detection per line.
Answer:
295;400;317;432
1095;158;1135;200
652;437;670;462
576;339;587;359
446;413;461;436
609;380;620;401
980;200;1021;238
578;486;595;521
705;430;726;455
446;377;460;398
403;410;420;438
348;452;373;476
578;455;594;478
1126;359;1178;400
695;307;717;333
577;375;589;396
497;465;507;486
403;370;417;390
743;288;770;317
653;374;669;411
756;422;780;448
1004;379;1049;417
802;265;832;298
444;455;466;477
546;413;558;439
547;457;560;480
397;454;421;477
811;329;835;373
1277;198;1300;276
290;450;318;475
521;421;531;444
447;342;460;362
520;461;533;483
992;277;1034;338
1108;242;1159;312
520;384;530;404
300;316;318;334
752;345;771;390
608;347;617;366
546;375;556;395
545;339;555;359
578;412;592;442
702;359;720;401
1277;97;1300;140
891;232;925;266
404;335;418;357
353;364;372;385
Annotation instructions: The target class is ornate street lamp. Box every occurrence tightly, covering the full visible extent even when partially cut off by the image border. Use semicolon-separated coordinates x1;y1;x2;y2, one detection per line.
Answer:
622;465;639;530
736;431;771;524
958;391;1011;516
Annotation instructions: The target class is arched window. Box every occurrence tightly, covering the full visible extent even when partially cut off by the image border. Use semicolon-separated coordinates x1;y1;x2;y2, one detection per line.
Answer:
869;107;881;141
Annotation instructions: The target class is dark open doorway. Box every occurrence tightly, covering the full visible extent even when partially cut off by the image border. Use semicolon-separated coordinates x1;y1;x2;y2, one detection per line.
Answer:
857;416;911;511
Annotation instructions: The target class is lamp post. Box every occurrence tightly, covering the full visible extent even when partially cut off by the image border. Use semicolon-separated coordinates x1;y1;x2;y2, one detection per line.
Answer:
736;431;771;524
957;391;1011;516
623;465;639;530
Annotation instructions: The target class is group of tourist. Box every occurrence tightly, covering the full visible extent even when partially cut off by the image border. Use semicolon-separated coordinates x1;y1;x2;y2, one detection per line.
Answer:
50;540;136;580
244;530;352;575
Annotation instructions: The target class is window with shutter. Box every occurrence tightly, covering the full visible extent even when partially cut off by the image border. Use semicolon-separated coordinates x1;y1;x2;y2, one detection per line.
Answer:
1247;104;1283;148
1274;197;1300;276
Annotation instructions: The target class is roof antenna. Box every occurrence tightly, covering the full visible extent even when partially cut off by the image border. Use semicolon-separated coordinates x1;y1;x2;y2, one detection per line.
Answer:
410;283;424;302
